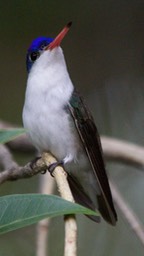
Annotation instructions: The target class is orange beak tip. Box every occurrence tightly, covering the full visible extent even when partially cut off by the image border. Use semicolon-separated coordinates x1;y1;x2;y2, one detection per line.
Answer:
47;22;72;51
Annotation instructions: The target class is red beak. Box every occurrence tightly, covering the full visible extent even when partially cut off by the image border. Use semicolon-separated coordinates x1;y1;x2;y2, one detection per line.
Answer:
45;22;72;51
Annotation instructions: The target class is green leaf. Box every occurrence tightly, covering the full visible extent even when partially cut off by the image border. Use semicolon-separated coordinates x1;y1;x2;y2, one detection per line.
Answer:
0;194;99;234
0;129;25;144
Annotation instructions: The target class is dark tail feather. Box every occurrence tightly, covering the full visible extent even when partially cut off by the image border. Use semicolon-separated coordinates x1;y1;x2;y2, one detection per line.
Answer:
67;173;100;223
97;194;117;225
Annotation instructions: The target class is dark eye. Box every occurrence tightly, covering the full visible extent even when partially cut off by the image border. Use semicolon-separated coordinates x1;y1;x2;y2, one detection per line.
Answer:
30;51;39;61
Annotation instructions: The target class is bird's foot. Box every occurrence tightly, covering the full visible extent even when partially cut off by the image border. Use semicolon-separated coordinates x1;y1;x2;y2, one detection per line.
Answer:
30;156;41;169
30;157;64;176
48;161;64;177
30;156;47;174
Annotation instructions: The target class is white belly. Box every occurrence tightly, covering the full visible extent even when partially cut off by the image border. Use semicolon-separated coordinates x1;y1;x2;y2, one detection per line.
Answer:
23;101;81;163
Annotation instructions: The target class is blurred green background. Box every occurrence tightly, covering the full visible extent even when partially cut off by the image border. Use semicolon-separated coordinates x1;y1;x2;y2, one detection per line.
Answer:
0;0;144;255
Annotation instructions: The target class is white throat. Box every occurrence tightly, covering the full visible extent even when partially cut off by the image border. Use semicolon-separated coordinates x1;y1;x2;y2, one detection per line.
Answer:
26;47;74;108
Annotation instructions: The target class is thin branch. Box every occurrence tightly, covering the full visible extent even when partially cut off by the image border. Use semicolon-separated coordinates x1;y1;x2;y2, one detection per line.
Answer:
42;152;77;256
102;136;144;168
110;180;144;246
0;144;18;169
36;174;55;256
8;133;34;152
0;157;47;184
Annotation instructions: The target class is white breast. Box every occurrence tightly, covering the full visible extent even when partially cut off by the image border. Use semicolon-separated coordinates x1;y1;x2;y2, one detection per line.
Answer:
23;47;81;163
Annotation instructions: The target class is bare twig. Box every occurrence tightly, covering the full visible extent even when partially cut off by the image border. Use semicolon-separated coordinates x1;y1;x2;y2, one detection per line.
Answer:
0;157;47;184
8;133;34;152
42;152;77;256
110;181;144;246
102;136;144;168
36;173;55;256
0;144;18;169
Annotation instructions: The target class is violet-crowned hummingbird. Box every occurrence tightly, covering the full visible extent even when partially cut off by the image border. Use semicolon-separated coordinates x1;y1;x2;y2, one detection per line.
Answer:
23;22;117;225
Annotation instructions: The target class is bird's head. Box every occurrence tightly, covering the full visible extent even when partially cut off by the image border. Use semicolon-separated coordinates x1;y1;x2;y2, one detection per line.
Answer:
26;22;72;73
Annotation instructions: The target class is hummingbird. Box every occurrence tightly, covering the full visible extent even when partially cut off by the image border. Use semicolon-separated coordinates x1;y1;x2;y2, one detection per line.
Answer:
23;22;117;225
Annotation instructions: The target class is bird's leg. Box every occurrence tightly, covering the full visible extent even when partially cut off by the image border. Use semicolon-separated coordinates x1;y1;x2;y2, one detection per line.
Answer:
48;161;64;177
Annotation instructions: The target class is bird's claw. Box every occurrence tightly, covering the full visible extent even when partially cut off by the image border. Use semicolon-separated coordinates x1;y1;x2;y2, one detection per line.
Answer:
30;157;64;176
30;156;47;174
30;156;41;169
48;161;64;177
